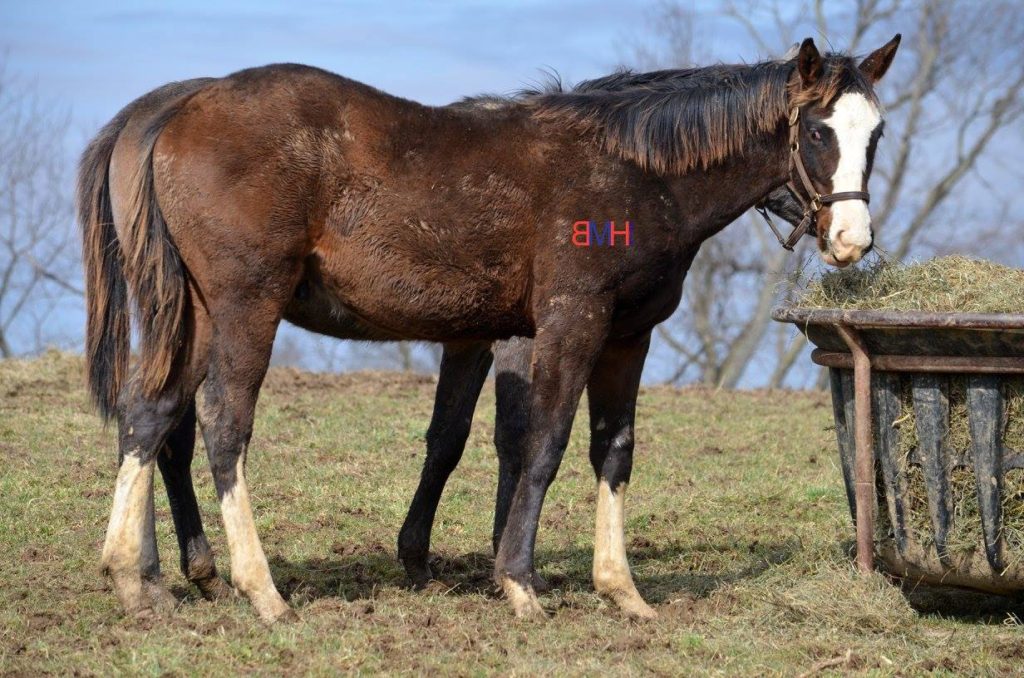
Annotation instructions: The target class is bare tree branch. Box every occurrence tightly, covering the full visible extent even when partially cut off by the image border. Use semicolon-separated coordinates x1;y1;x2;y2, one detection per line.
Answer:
647;0;1024;388
0;61;79;357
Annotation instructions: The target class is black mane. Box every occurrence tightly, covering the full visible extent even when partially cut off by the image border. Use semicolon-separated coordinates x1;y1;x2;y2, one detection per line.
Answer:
522;55;873;175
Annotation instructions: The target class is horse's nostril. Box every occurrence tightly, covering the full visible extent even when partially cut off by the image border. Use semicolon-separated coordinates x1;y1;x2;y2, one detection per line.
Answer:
834;229;846;245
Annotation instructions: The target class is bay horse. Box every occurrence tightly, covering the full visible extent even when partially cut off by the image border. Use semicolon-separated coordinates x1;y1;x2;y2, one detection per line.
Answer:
78;36;899;621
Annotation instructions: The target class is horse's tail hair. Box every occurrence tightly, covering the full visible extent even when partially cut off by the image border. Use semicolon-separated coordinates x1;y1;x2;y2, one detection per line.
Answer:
78;96;193;421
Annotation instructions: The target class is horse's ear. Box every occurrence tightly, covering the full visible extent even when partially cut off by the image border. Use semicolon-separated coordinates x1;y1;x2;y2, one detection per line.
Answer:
859;34;901;83
797;38;823;88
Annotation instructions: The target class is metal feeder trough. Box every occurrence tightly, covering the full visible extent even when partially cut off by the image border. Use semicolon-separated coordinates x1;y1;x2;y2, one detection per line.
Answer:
773;308;1024;593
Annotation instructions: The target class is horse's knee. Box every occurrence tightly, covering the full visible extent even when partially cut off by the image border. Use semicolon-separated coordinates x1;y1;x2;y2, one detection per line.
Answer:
590;425;635;483
206;435;249;493
198;394;254;489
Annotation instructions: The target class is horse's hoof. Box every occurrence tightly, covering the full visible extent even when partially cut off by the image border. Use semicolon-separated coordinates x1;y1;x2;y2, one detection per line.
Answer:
610;591;658;621
531;571;551;594
247;588;295;624
185;554;231;601
501;576;547;619
401;557;434;590
143;579;179;612
271;607;301;624
194;575;233;602
106;568;152;617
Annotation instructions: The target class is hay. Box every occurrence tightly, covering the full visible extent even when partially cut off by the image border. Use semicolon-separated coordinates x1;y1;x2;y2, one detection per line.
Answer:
757;562;916;635
794;256;1024;314
890;378;1024;569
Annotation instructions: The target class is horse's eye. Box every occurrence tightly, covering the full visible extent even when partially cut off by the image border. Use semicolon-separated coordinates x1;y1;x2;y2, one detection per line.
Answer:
810;128;823;143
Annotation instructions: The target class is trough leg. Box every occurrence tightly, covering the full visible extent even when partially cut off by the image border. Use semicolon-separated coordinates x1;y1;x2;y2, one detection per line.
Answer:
873;372;910;556
967;375;1006;571
911;374;953;564
836;325;875;574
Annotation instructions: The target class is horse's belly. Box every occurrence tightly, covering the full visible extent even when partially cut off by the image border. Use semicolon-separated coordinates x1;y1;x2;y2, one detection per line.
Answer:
308;244;531;341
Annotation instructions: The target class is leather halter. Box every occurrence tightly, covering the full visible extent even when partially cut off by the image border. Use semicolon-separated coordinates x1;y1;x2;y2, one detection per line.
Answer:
757;106;871;251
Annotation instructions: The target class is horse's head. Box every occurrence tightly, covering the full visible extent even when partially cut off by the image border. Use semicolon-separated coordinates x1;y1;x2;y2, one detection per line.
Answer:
788;35;900;267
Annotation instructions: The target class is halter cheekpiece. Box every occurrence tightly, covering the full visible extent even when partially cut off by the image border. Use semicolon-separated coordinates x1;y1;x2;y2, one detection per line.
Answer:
758;106;871;251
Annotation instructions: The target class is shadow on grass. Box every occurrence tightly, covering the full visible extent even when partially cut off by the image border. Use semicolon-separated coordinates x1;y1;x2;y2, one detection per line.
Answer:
899;582;1024;624
265;538;802;605
262;537;1024;623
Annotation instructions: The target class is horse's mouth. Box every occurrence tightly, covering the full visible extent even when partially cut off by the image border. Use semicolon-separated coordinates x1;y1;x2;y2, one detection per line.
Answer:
821;250;852;269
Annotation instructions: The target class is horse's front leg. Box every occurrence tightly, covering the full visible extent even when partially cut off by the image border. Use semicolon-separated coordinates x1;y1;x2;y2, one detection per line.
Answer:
398;341;493;587
587;333;656;619
492;337;550;593
493;301;610;617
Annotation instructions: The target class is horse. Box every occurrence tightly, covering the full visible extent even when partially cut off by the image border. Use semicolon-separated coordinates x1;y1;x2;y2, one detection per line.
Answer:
76;78;805;617
78;35;900;621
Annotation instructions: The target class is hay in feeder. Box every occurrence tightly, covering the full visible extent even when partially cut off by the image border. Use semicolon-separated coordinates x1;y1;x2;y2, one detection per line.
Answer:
891;378;1024;567
794;255;1024;314
794;256;1024;568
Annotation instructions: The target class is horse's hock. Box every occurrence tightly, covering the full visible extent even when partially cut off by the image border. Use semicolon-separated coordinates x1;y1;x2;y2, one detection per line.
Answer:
775;308;1024;594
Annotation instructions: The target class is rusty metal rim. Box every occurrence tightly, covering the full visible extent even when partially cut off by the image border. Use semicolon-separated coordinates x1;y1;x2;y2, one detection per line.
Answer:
812;350;1024;374
773;307;1024;330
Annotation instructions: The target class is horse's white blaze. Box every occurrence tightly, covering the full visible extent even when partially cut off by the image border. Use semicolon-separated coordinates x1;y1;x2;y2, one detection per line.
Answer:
822;92;881;257
593;480;656;619
219;449;291;622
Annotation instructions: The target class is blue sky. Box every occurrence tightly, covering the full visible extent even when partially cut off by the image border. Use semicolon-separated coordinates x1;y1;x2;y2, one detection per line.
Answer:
0;0;737;138
4;1;1018;384
2;0;743;373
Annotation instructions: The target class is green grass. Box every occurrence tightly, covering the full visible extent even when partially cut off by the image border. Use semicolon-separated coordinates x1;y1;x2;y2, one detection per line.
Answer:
1;352;1022;676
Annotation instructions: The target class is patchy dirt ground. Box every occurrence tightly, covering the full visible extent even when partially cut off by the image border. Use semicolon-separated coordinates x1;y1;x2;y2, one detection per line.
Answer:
1;352;1022;676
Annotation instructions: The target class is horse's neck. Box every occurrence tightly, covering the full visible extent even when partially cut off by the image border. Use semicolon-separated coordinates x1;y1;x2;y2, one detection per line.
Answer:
664;122;790;244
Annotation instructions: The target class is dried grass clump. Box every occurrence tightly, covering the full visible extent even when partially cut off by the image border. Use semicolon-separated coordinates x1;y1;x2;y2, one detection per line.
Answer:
794;256;1024;313
758;562;915;634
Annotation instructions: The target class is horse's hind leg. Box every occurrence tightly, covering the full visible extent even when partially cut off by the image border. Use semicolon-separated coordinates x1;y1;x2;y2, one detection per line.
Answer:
398;341;492;587
157;399;231;600
586;334;656;620
197;304;293;623
102;384;193;616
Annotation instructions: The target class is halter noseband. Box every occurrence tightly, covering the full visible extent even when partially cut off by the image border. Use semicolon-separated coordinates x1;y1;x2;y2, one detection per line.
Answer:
757;106;871;251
